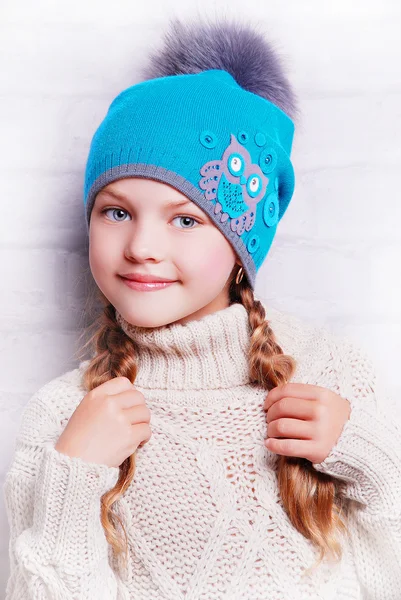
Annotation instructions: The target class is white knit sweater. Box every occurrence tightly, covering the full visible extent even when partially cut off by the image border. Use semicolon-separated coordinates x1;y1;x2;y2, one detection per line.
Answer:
3;301;401;600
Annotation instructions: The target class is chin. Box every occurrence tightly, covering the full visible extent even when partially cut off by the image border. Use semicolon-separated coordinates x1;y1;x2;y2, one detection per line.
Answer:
116;307;181;329
124;302;211;328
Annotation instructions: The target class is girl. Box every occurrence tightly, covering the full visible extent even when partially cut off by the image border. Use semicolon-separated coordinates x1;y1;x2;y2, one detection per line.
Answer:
3;16;401;600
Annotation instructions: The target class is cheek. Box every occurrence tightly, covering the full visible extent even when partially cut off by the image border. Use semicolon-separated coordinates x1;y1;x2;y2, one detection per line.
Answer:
182;232;236;282
89;230;116;280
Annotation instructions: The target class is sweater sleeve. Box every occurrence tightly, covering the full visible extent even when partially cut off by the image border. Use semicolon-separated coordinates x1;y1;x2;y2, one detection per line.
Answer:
2;387;128;600
311;336;401;600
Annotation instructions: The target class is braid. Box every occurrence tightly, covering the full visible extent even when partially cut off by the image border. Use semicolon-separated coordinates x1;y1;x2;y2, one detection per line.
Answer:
239;285;296;387
78;295;140;569
230;268;348;575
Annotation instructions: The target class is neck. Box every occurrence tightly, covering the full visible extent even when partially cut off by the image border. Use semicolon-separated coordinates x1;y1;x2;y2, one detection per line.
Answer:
115;302;254;390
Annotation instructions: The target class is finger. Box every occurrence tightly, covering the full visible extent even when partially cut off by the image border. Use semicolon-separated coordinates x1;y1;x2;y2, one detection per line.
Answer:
266;397;317;423
124;403;152;425
137;423;152;447
110;389;146;409
267;418;314;440
264;437;316;461
95;376;134;396
264;383;324;412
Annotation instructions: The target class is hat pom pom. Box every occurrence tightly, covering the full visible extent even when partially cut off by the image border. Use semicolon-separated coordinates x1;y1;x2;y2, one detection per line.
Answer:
141;16;300;124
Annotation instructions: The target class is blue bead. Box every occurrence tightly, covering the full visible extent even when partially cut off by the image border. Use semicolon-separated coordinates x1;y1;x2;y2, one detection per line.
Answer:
237;130;249;144
259;147;277;174
263;192;279;227
200;130;218;148
247;234;260;254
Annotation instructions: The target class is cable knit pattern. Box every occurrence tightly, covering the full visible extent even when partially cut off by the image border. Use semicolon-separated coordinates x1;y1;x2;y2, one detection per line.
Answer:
3;301;401;599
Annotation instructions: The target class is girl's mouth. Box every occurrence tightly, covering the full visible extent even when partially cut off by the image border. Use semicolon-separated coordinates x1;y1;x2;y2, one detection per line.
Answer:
120;277;177;291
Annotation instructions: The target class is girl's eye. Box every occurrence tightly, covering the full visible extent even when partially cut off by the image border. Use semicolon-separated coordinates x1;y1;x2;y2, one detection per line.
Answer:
172;216;199;229
101;208;199;229
101;208;130;222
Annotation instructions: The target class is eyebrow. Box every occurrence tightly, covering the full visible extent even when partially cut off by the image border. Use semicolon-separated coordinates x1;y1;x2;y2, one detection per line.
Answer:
98;188;194;210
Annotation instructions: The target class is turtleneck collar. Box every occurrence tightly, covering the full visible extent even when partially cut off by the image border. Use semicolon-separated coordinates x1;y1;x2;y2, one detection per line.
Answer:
115;302;256;391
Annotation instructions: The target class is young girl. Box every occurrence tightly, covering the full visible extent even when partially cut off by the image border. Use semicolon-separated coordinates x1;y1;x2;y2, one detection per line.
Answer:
3;17;401;600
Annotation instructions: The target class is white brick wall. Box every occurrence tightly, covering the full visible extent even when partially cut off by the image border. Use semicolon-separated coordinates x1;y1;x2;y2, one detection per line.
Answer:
1;0;400;592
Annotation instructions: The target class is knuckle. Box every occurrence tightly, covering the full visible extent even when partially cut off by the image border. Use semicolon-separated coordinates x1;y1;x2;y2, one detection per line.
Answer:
103;396;115;413
134;389;146;403
278;398;289;413
283;439;295;454
280;383;291;397
115;409;127;425
135;405;151;423
139;424;152;445
276;419;287;435
315;424;325;441
312;403;324;420
137;421;150;434
320;388;331;403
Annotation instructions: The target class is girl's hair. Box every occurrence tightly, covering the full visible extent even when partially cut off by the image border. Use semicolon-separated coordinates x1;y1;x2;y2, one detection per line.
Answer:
76;266;348;576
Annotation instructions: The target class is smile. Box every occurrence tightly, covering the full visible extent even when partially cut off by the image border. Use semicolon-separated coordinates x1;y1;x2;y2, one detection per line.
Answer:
120;278;177;291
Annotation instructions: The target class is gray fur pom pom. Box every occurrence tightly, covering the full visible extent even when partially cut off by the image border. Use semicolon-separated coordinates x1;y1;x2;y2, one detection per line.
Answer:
141;16;300;124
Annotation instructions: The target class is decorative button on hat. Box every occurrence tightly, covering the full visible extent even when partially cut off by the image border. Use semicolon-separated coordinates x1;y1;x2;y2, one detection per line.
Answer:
83;18;300;289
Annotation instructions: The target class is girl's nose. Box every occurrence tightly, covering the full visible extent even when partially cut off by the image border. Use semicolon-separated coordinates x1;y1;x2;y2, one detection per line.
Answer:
124;225;166;262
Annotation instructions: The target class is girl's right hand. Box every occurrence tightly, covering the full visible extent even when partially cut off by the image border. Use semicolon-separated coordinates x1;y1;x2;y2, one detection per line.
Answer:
54;377;152;468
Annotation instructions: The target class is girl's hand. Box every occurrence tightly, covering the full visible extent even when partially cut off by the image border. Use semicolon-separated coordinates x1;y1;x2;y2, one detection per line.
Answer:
263;383;351;464
55;377;152;469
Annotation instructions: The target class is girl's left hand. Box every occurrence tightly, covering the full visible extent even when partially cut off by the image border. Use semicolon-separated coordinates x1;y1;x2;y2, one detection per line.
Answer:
263;383;351;464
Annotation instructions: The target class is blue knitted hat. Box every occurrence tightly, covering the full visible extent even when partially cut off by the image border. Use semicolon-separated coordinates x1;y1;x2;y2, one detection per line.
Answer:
83;18;299;289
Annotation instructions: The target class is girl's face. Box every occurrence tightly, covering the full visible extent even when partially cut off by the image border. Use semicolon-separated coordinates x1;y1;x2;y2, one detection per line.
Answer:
89;177;241;327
